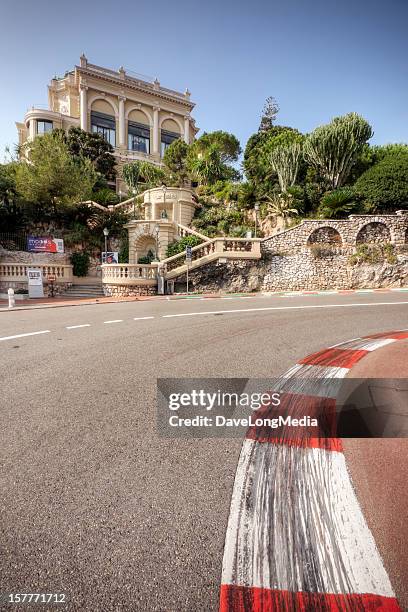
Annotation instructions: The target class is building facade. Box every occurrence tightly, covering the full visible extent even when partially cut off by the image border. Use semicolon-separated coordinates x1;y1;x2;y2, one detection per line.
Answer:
16;54;198;192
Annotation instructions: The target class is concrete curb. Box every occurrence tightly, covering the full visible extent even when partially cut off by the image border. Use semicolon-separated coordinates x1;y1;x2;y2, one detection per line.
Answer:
220;330;408;611
1;287;408;313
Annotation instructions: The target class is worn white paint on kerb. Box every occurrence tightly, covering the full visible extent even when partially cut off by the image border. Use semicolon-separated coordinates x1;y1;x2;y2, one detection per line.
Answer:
222;439;395;597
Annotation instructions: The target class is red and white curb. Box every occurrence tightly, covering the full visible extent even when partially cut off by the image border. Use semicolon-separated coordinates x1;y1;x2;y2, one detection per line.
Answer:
220;330;408;611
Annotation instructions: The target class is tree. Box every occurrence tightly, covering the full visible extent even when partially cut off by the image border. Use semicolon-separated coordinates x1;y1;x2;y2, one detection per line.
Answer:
162;139;190;186
15;133;97;209
0;162;24;231
0;163;17;206
187;131;241;185
191;131;241;164
303;112;373;190
269;141;303;193
259;96;279;132
56;127;116;183
243;126;302;188
354;151;408;211
122;160;166;193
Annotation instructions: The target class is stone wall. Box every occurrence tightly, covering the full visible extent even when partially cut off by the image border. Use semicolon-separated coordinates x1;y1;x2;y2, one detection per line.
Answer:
0;249;70;264
103;284;157;297
185;252;408;293
262;211;408;255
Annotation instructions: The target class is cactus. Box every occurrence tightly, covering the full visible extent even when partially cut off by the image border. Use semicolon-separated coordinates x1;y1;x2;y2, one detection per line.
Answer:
303;113;373;189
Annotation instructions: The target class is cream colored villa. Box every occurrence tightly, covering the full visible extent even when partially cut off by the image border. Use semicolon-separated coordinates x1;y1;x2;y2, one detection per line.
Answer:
16;54;198;192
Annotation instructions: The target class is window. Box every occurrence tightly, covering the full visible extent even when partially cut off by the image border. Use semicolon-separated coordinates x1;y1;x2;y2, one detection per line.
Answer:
160;130;179;157
91;111;116;146
128;122;150;153
36;120;53;134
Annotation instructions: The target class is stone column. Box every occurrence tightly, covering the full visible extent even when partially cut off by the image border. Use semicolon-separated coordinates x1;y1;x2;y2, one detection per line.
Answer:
118;96;126;147
184;115;190;144
153;106;160;155
79;84;88;131
29;118;36;140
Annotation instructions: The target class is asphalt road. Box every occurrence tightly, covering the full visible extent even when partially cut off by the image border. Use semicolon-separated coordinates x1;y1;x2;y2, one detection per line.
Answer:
0;293;407;611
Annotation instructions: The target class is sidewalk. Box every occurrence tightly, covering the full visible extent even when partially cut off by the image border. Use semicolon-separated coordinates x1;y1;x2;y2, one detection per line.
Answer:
1;286;408;312
0;291;254;312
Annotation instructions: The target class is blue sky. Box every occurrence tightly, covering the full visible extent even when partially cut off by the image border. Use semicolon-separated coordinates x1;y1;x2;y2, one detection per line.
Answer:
1;0;407;161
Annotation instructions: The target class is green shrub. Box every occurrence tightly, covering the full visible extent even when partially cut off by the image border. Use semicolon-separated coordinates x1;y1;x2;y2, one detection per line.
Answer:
317;188;359;219
348;243;397;265
165;235;202;258
70;251;90;276
354;151;408;211
138;249;155;264
118;234;129;263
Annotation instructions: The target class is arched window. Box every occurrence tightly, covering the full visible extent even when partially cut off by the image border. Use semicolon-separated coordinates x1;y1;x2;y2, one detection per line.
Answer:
90;100;116;146
160;118;180;157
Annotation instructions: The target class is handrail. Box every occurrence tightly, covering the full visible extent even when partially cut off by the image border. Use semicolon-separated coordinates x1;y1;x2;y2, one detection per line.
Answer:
176;224;209;241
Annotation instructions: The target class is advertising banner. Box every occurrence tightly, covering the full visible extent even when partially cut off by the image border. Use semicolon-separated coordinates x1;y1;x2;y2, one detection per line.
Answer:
27;236;64;253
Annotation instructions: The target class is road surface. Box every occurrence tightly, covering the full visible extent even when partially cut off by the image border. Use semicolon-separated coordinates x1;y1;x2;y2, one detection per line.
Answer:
0;292;407;611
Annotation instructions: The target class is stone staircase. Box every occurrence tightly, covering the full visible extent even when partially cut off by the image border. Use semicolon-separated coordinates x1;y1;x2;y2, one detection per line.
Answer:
63;284;105;298
161;237;262;280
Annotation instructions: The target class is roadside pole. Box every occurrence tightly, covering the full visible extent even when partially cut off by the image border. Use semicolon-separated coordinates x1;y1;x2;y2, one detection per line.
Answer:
186;246;192;295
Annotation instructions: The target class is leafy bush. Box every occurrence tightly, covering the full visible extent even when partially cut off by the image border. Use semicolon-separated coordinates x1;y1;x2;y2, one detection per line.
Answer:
165;235;202;258
70;251;90;276
317;187;359;219
138;249;155;264
348;243;397;265
118;234;129;263
354;151;408;211
14;288;29;294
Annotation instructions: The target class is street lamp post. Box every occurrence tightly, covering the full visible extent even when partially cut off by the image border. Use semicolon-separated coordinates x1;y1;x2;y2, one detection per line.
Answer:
254;203;259;238
103;227;109;262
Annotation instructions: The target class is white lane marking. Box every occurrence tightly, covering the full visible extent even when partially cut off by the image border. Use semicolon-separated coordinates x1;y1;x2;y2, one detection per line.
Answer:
162;300;408;318
66;324;91;329
134;316;154;321
103;319;123;324
0;330;50;342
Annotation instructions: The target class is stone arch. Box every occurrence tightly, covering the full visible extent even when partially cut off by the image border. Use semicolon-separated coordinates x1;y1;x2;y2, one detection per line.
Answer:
134;234;156;261
88;95;118;117
160;116;182;134
355;222;391;244
307;226;343;246
126;106;152;126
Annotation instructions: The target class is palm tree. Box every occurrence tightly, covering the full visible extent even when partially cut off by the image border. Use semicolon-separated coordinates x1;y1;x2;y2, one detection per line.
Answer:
261;193;299;232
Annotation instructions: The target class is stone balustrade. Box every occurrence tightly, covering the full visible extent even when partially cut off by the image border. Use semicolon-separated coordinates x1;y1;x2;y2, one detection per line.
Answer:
0;262;73;282
176;224;208;241
101;263;158;284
